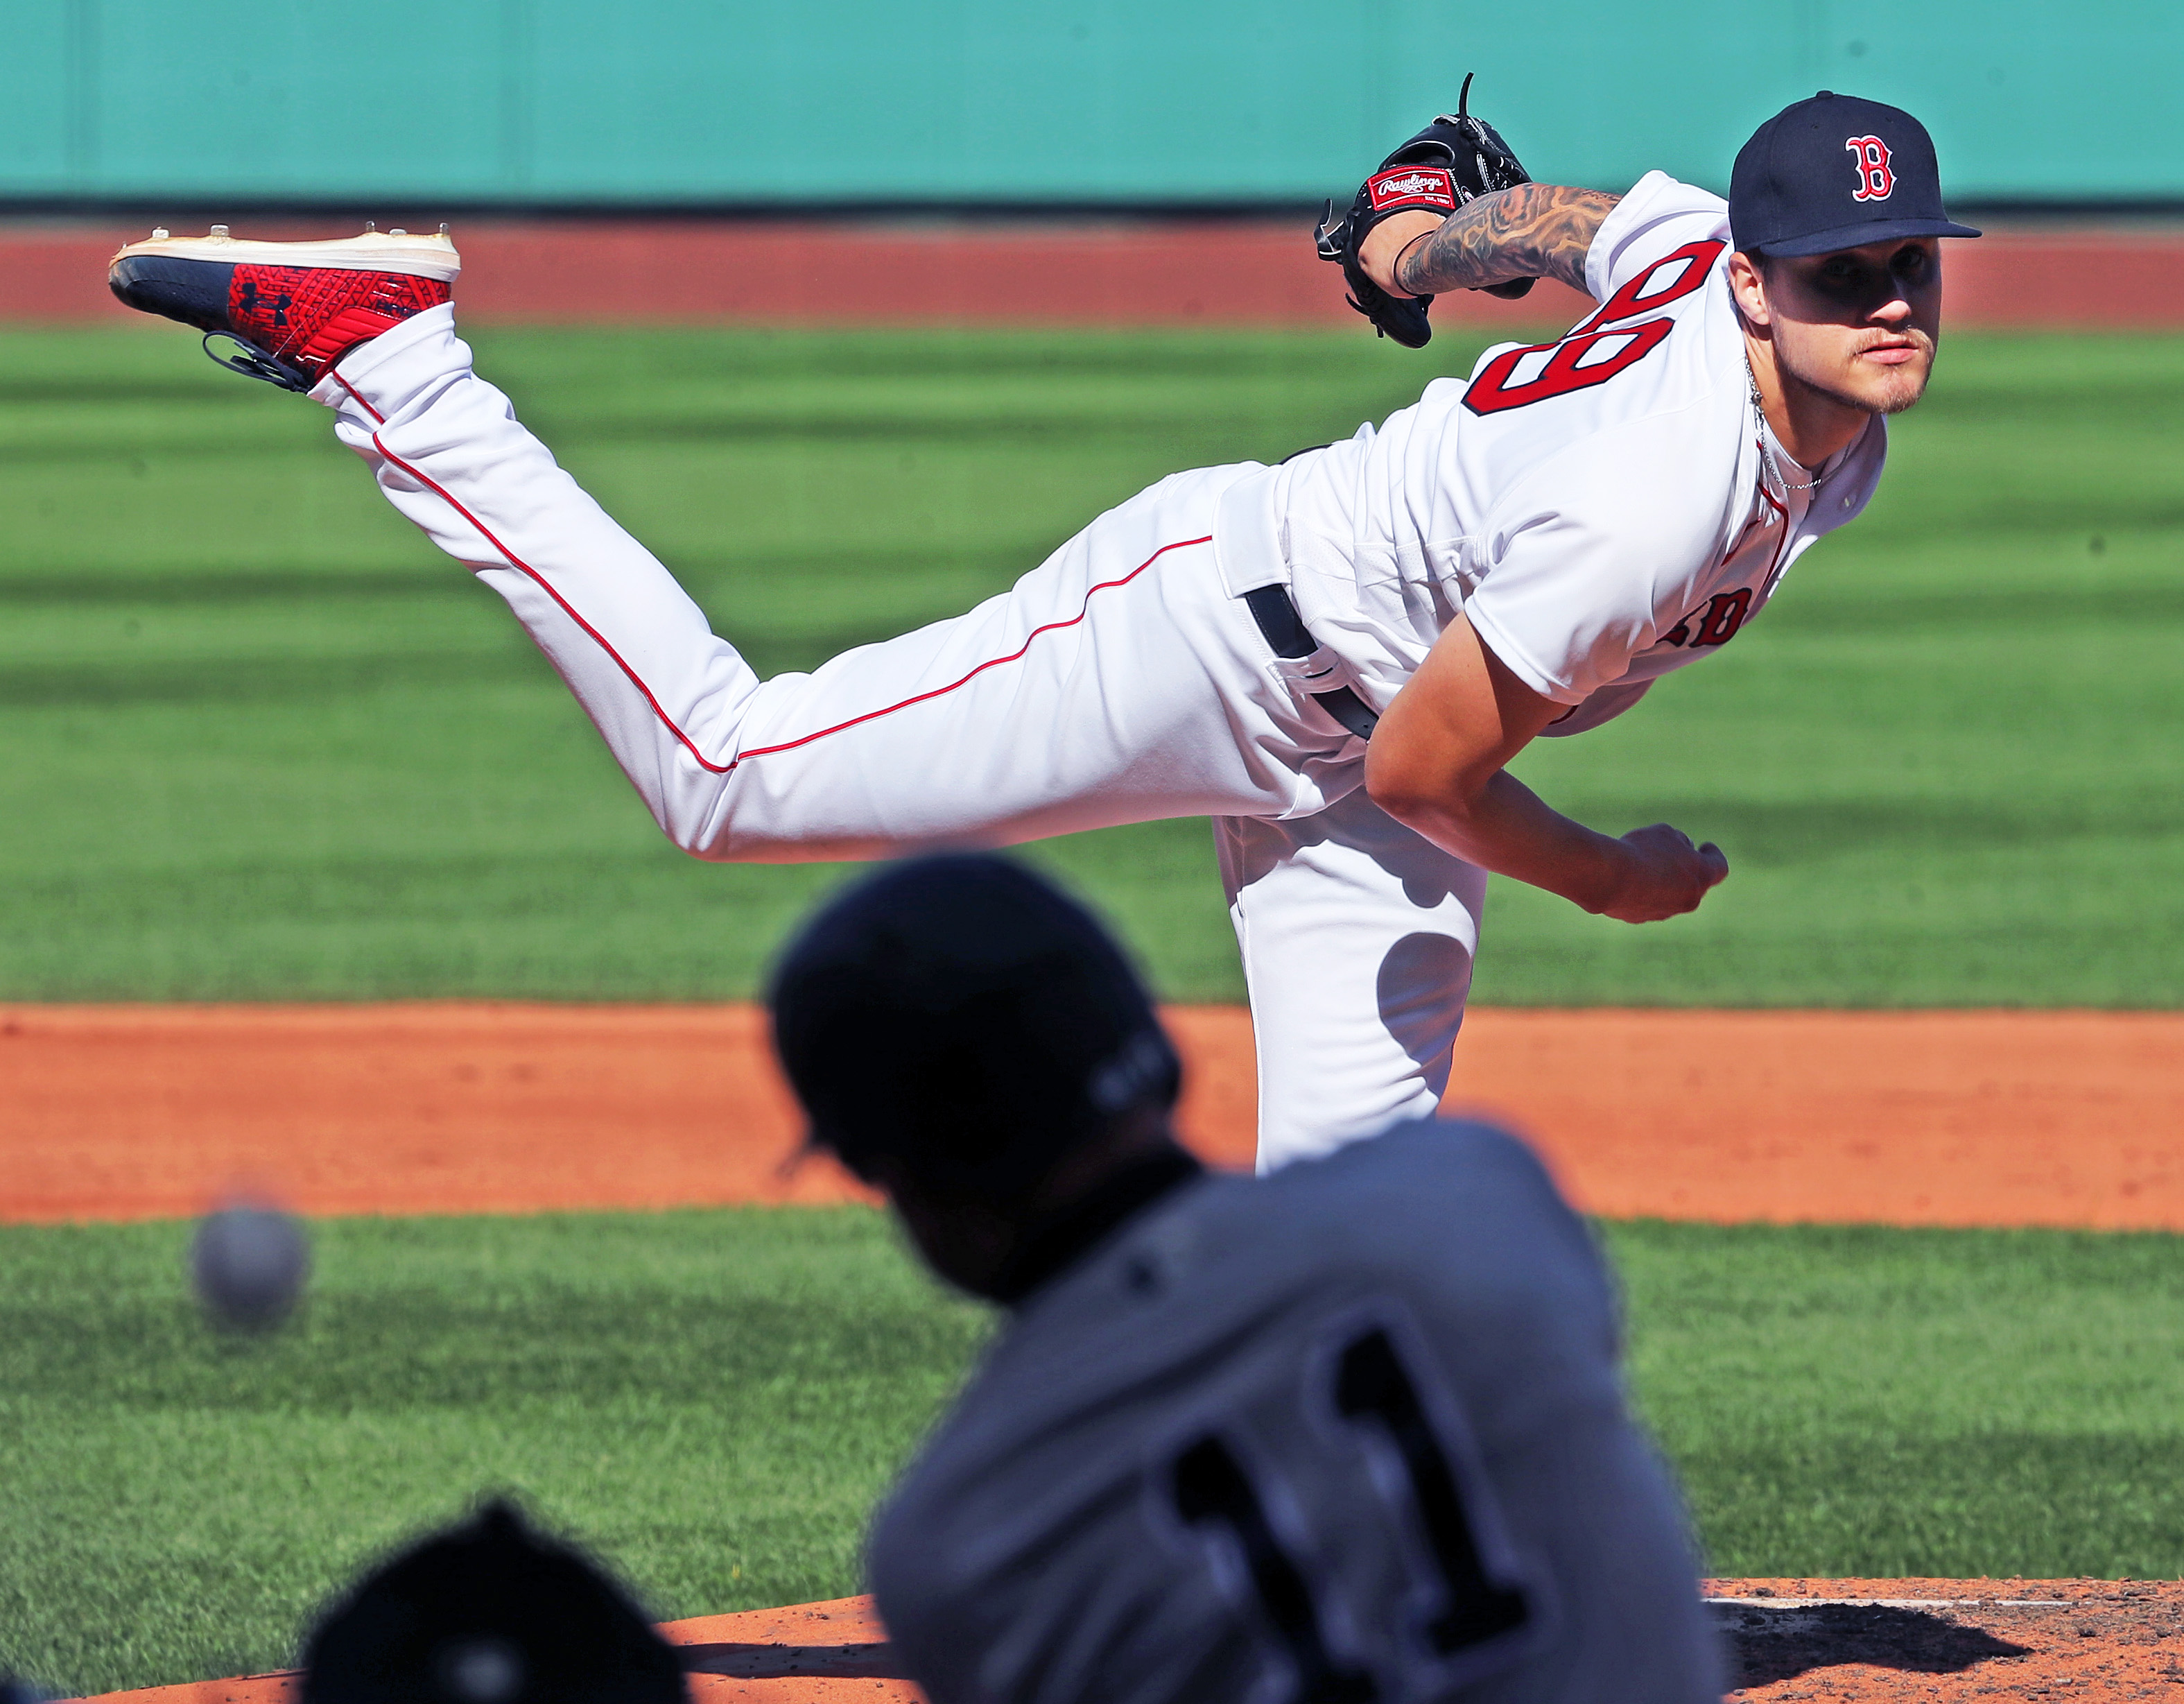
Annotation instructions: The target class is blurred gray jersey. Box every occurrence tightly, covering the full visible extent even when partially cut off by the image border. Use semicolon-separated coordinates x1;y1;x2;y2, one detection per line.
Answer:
868;1121;1720;1704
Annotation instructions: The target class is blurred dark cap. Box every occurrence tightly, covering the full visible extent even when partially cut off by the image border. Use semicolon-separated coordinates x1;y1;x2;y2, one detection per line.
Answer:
1731;91;1980;257
768;853;1180;1200
301;1500;684;1704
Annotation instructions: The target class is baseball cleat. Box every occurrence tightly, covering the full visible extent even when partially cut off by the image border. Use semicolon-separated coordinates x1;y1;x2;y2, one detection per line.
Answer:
108;224;460;391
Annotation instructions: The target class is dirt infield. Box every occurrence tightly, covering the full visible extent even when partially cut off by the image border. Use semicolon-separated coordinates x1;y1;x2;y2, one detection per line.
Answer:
3;1004;2180;1229
77;1583;2184;1703
6;218;2180;328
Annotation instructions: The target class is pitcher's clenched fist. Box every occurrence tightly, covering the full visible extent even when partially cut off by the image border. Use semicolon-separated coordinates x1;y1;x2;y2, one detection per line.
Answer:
1600;825;1731;924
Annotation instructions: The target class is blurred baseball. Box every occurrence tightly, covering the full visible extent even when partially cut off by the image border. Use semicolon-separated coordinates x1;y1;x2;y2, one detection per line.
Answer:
191;1203;311;1332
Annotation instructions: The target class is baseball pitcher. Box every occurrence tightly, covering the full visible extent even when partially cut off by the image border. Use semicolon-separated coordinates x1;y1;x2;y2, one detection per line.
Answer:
109;91;1977;1168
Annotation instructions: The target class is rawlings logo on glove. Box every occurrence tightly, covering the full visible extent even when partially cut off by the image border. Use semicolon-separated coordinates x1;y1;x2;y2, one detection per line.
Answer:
1315;74;1536;348
1369;168;1459;212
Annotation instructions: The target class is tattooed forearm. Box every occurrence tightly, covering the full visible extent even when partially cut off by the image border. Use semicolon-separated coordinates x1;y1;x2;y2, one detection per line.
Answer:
1393;184;1622;298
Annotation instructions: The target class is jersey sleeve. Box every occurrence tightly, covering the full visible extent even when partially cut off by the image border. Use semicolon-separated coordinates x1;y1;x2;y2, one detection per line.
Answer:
1459;410;1733;705
1584;171;1731;304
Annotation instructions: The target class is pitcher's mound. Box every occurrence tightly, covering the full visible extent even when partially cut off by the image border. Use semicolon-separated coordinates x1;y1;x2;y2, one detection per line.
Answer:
74;1583;2184;1703
1710;1578;2184;1699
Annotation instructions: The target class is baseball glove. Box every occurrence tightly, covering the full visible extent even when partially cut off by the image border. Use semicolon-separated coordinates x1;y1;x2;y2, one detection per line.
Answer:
1315;74;1536;349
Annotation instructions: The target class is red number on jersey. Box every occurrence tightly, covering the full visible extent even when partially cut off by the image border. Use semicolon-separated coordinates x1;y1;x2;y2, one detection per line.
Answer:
1462;239;1727;418
1569;239;1727;336
1462;318;1674;417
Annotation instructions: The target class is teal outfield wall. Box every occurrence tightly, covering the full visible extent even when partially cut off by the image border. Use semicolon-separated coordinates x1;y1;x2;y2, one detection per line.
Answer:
3;1;2178;207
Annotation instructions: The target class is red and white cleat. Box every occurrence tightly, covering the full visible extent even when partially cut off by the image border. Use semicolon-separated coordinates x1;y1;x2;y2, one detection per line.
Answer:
107;224;461;390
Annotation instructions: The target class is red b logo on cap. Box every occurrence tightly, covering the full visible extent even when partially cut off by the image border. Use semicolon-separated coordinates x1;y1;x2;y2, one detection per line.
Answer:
1846;136;1895;201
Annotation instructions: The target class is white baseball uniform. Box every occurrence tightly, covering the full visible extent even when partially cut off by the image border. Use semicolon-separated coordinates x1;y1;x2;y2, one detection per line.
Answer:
313;170;1884;1169
867;1119;1723;1704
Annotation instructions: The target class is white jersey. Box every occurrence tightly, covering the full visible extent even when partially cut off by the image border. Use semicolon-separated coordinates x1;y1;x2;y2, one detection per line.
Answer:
868;1122;1720;1704
1215;171;1888;732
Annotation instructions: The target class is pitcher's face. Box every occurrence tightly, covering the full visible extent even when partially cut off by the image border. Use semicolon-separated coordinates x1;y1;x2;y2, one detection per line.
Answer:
1760;238;1943;416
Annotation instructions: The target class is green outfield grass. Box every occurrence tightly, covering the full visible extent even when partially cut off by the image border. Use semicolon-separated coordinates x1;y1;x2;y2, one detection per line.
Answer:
2;1207;2180;1694
1;325;2178;1004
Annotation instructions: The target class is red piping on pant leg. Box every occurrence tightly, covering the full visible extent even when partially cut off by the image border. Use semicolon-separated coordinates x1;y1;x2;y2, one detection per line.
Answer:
333;362;1210;780
331;369;388;424
727;536;1213;765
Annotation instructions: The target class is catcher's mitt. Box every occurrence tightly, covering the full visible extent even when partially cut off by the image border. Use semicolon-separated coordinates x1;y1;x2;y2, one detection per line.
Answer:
1315;74;1536;349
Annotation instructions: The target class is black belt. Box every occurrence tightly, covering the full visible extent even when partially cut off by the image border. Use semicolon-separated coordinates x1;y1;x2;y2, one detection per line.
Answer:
1243;584;1380;742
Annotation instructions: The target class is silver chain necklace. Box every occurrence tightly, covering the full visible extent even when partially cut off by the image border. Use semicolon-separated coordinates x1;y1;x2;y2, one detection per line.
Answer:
1746;356;1821;492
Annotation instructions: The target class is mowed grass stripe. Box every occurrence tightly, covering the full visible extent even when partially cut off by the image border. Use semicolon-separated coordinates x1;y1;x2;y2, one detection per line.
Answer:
3;1210;2180;1694
0;325;2177;1004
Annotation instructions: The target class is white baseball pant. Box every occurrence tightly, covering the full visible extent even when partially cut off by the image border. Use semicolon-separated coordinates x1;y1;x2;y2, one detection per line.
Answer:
315;306;1487;1167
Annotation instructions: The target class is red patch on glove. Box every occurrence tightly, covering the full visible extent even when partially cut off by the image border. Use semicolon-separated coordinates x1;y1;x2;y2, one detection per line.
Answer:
1367;166;1459;214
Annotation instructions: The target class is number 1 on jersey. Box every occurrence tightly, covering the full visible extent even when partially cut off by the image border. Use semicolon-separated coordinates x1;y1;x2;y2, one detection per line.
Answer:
1172;1438;1380;1703
1334;1328;1529;1655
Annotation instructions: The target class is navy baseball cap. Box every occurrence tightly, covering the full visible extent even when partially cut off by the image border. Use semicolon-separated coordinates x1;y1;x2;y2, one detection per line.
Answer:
1731;92;1980;257
769;853;1181;1200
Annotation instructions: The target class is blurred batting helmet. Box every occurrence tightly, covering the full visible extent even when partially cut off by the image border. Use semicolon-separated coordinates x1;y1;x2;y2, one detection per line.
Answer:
768;853;1181;1200
301;1499;684;1704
